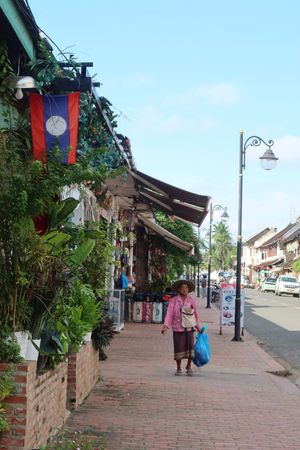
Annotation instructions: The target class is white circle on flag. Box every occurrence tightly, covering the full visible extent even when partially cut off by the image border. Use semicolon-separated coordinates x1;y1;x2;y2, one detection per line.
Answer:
46;115;67;136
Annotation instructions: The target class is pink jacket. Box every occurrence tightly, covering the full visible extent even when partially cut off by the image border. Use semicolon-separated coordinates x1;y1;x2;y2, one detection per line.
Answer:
164;294;200;332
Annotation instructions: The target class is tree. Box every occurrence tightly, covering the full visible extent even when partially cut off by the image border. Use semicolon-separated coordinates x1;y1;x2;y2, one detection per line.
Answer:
292;258;300;273
149;212;198;290
212;221;234;271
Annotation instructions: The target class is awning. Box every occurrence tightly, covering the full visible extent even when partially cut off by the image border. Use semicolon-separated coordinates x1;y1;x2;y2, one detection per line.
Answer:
104;170;210;225
253;256;284;270
130;170;210;225
137;214;194;255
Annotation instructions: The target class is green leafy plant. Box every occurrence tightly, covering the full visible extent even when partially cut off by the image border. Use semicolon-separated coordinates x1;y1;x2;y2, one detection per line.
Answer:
292;257;300;273
92;313;116;360
0;38;127;368
149;212;198;290
79;220;114;296
212;221;234;271
0;412;9;435
0;365;15;434
0;329;22;363
0;42;17;107
54;281;101;353
37;281;101;370
40;429;103;449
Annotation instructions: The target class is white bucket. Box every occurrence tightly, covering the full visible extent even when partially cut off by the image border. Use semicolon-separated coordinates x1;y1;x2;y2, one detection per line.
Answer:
15;331;29;358
83;332;92;343
25;339;41;361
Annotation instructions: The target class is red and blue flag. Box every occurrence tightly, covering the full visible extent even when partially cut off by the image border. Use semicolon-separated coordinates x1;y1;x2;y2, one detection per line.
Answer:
29;92;80;164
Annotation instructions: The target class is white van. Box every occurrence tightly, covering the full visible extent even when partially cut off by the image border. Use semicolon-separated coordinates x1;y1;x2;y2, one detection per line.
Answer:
275;275;300;297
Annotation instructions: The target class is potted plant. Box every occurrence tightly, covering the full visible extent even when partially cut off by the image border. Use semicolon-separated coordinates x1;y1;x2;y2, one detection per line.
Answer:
92;313;116;360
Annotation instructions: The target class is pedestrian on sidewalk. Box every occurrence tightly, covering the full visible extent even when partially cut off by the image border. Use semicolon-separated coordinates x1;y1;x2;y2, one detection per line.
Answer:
161;280;201;376
201;275;207;298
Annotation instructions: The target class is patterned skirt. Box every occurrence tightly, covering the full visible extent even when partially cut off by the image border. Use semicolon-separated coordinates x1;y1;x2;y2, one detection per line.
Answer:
173;331;194;360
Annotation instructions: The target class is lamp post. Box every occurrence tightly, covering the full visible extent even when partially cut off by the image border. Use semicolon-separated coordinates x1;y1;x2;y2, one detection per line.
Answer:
207;204;229;308
233;131;278;341
197;225;201;297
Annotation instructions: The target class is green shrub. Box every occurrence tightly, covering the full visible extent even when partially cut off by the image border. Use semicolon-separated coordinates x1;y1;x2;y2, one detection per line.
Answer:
92;314;115;353
54;281;101;353
0;365;15;434
40;429;103;449
0;328;22;363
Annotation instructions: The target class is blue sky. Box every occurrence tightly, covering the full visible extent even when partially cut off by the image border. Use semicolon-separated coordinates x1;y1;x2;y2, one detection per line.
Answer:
28;0;300;241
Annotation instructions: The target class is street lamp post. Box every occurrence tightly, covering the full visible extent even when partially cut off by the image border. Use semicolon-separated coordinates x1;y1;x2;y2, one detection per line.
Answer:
207;203;229;308
197;225;200;297
233;131;278;341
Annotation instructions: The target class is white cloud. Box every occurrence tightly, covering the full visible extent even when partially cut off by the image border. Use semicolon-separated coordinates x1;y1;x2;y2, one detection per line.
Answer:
165;82;243;108
133;73;155;86
108;73;155;90
131;104;219;133
245;134;300;165
273;135;300;162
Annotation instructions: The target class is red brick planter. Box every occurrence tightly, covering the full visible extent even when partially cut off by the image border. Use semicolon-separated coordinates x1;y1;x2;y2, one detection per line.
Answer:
0;340;100;449
67;339;100;410
0;360;68;450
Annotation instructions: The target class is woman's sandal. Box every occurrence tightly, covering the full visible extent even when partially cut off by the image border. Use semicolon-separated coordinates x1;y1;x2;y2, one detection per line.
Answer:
186;368;193;376
175;369;182;376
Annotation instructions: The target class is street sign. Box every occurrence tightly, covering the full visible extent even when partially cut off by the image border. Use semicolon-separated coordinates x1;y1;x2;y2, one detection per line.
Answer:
220;283;245;334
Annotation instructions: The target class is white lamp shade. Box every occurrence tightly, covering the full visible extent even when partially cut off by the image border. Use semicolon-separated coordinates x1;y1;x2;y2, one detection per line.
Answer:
260;158;277;170
259;148;278;171
15;76;36;89
15;88;24;100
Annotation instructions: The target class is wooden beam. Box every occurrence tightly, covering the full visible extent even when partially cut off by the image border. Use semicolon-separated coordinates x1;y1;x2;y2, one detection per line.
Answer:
45;77;92;92
0;0;36;60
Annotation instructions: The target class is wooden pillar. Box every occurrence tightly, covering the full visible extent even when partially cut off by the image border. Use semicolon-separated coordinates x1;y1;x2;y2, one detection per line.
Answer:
135;226;149;291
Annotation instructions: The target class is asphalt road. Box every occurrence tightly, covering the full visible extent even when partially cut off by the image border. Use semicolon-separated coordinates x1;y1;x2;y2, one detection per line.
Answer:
244;288;300;372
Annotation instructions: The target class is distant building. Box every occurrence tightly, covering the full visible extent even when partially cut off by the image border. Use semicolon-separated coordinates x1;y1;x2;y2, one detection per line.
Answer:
242;227;277;282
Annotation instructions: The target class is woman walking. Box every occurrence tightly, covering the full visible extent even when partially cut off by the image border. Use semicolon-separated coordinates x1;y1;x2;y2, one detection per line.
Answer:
162;280;201;376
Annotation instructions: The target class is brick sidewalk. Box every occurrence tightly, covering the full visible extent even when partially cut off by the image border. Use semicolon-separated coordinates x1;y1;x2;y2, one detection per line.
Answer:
66;299;300;449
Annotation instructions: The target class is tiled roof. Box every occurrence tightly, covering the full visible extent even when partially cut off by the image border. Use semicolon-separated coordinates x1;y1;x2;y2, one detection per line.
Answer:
261;223;295;248
282;223;300;243
243;227;271;246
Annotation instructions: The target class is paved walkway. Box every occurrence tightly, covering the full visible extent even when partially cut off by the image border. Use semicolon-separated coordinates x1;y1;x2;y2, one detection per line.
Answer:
66;299;300;449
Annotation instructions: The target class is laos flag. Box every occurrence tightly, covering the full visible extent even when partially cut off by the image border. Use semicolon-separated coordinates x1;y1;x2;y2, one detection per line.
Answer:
29;92;80;164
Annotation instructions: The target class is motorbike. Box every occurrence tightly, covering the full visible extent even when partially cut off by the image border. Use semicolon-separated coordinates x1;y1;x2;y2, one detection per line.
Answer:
211;283;220;302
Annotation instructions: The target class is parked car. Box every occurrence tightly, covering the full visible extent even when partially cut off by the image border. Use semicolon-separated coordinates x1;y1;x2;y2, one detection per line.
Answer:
275;275;300;297
226;276;249;288
242;275;250;288
261;277;276;293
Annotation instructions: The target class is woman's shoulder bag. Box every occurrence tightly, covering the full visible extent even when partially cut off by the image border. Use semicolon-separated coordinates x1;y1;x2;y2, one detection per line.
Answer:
181;305;197;329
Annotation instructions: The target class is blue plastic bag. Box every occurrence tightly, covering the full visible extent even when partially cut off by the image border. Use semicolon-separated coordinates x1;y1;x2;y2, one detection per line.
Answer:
193;326;211;367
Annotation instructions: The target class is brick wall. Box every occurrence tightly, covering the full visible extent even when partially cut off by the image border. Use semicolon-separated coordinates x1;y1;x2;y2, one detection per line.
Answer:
0;360;68;450
67;339;99;410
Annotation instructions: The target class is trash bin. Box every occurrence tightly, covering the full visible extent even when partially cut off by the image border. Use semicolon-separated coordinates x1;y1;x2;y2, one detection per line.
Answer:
161;292;176;322
133;301;143;322
125;289;134;322
142;296;153;323
152;302;163;323
162;301;169;322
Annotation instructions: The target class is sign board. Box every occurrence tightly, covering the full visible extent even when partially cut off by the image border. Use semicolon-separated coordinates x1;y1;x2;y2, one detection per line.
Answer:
220;283;245;330
108;289;125;331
